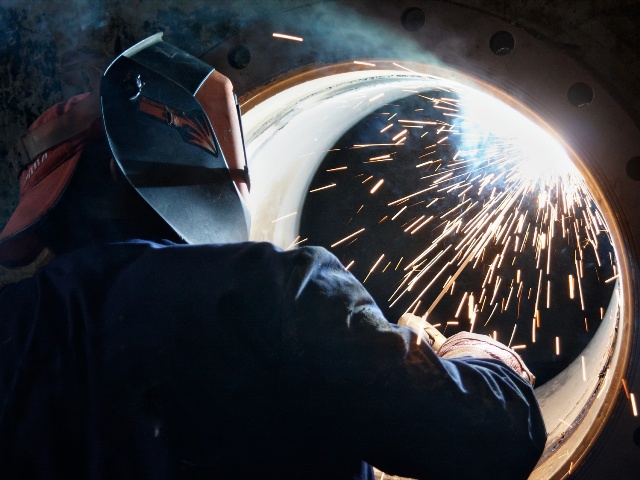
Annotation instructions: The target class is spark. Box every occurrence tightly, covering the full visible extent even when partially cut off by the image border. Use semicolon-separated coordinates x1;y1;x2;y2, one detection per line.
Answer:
368;154;392;162
555;336;560;355
392;129;408;141
546;280;551;309
309;183;336;193
272;212;297;223
354;60;376;67
632;393;638;417
391;206;407;220
404;215;426;233
388;187;438;206
364;254;385;283
370;179;384;194
484;303;498;326
455;292;468;318
582;356;587;382
362;176;374;184
399;119;438;125
369;93;385;102
569;274;575;299
286;236;307;250
326;166;348;172
353;143;399;148
344;260;355;271
575;258;586;310
532;315;536;343
272;32;304;42
508;324;517;348
331;228;366;248
622;378;630;399
392;62;417;73
410;215;434;234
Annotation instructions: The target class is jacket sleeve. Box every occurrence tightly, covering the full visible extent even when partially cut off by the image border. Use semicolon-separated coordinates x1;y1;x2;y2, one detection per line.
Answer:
281;246;547;480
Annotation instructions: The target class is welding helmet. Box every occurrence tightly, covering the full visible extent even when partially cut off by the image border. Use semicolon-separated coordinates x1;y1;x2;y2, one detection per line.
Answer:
0;34;250;266
101;33;251;245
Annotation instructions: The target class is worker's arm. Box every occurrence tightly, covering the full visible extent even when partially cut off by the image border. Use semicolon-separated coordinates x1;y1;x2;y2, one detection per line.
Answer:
284;246;547;480
399;312;536;385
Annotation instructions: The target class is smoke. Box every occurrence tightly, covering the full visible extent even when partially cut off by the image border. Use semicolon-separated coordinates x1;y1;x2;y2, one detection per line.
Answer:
208;1;471;78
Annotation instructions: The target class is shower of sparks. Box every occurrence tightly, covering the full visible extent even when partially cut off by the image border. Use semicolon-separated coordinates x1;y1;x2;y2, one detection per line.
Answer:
272;32;304;42
304;79;617;382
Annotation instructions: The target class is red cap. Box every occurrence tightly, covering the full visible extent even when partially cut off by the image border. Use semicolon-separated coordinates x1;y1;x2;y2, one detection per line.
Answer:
0;93;104;266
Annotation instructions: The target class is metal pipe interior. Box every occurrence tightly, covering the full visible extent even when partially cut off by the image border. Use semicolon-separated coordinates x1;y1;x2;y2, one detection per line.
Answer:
241;66;624;478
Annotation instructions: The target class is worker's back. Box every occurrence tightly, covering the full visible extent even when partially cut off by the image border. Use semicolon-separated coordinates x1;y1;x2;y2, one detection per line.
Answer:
0;239;545;480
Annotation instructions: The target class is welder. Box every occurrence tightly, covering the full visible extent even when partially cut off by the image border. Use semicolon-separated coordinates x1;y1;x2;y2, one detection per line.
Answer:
0;34;546;479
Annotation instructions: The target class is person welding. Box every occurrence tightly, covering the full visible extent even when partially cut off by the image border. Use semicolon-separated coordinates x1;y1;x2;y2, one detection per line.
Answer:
0;34;546;480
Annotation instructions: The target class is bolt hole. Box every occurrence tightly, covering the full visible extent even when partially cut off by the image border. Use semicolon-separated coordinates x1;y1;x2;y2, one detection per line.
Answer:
634;426;640;446
626;156;640;181
401;7;426;32
567;82;594;107
489;31;515;55
228;45;251;70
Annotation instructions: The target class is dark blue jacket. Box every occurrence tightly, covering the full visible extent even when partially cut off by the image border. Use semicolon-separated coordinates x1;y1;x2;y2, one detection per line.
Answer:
0;241;546;479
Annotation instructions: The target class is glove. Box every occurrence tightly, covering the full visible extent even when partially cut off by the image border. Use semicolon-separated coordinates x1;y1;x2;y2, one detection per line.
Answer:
398;313;447;351
439;332;536;386
398;313;535;386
